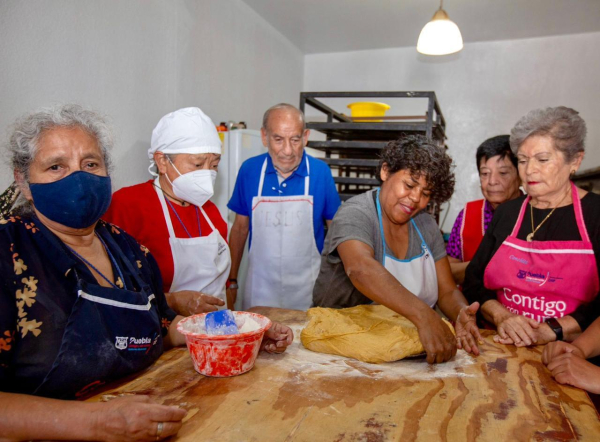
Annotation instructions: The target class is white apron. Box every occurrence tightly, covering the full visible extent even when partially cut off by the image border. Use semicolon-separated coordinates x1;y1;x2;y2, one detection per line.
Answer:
154;178;230;308
376;189;438;307
242;157;321;310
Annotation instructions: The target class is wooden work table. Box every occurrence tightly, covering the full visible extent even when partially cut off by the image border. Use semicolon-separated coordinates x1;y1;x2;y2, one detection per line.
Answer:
87;307;600;441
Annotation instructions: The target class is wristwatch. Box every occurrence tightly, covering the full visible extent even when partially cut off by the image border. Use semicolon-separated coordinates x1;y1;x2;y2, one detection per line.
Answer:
228;278;239;290
545;317;563;341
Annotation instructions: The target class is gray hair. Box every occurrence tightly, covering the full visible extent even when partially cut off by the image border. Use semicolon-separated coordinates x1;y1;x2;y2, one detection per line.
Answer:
262;103;306;132
7;104;114;213
509;106;586;162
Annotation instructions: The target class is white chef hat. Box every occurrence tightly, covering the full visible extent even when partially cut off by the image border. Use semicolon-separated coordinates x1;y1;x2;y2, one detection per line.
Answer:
148;107;222;176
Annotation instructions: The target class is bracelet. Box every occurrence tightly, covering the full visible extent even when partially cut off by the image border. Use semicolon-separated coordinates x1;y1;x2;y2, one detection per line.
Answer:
228;283;239;289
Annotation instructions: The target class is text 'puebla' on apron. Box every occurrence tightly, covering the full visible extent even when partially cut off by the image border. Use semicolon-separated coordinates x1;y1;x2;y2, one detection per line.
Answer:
154;177;230;307
376;189;439;308
243;157;321;311
34;230;163;399
483;182;599;323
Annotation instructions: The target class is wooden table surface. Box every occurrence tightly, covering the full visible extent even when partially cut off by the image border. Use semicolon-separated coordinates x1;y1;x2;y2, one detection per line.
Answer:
87;307;600;441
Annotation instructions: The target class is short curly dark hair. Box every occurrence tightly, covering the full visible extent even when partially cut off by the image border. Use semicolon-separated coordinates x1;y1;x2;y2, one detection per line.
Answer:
376;135;455;204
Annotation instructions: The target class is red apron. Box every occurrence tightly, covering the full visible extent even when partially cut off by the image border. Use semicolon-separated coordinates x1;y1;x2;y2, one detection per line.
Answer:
461;199;486;262
484;182;599;322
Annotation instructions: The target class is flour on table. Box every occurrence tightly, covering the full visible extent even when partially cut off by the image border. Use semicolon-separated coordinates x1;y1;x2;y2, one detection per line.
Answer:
259;323;475;381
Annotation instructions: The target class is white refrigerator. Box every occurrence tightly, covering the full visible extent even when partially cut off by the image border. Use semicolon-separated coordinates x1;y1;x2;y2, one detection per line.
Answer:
212;130;267;310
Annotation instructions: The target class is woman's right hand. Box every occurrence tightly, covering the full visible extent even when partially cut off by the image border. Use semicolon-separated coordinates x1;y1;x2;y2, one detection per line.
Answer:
493;311;540;347
167;290;225;316
96;395;187;441
416;310;457;364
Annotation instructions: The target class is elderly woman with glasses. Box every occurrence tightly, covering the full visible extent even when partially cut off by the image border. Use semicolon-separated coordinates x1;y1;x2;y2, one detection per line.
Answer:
464;106;600;348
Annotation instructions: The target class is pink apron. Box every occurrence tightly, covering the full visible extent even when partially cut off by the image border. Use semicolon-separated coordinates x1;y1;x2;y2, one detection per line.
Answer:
484;182;599;322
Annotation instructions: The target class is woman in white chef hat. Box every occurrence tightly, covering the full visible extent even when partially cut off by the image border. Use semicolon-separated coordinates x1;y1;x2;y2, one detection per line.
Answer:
104;107;232;316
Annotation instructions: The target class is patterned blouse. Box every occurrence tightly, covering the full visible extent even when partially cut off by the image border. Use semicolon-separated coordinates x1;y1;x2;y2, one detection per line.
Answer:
0;215;176;395
446;199;495;261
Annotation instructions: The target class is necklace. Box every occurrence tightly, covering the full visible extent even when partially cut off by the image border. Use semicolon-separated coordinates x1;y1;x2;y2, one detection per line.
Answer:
527;190;571;242
165;197;202;238
65;233;126;289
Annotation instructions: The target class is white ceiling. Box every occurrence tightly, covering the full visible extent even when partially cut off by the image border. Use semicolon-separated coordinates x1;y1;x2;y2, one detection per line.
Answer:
242;0;600;54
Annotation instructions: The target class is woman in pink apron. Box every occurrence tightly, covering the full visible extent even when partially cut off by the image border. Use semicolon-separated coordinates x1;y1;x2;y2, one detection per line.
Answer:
463;106;600;347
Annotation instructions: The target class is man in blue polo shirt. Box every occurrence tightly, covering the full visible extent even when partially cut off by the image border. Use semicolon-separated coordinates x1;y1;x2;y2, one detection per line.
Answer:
227;103;340;310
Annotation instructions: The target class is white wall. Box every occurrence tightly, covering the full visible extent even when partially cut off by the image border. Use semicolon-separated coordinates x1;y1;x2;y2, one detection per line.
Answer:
303;32;600;231
0;0;303;190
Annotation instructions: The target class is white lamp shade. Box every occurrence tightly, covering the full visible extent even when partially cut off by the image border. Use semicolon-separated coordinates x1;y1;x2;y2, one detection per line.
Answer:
417;10;463;55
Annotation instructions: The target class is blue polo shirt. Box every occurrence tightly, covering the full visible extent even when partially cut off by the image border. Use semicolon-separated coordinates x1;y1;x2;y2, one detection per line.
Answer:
227;152;341;252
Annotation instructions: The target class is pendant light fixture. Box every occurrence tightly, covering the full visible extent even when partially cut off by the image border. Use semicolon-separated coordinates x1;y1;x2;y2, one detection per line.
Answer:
417;0;463;55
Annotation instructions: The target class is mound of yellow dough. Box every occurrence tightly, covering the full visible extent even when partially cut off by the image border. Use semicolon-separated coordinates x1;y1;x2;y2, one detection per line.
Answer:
301;305;454;363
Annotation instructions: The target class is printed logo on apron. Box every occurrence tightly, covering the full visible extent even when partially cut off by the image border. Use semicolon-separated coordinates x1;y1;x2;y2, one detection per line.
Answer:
115;336;128;350
33;230;163;399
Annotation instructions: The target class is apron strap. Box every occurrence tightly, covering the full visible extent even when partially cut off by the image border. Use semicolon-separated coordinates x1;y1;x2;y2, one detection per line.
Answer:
410;218;430;252
304;156;310;196
78;290;156;310
510;196;530;237
570;181;591;242
153;177;177;238
513;183;588;241
258;156;310;196
375;188;387;264
257;159;268;197
97;227;152;292
199;206;217;233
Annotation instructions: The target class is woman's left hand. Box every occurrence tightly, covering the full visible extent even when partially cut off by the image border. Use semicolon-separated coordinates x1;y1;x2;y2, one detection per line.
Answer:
455;302;482;355
260;322;294;354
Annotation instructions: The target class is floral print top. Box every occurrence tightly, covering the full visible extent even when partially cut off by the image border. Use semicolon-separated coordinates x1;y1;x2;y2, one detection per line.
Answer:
0;215;176;395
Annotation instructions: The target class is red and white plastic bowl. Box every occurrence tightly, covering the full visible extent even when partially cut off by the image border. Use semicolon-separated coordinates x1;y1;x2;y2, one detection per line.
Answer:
177;311;272;377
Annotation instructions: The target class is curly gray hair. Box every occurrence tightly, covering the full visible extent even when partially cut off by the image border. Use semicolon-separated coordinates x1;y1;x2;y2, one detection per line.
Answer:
509;106;586;162
7;104;114;213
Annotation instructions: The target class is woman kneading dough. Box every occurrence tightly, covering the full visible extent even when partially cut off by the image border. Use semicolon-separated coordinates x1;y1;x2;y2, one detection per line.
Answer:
312;135;482;364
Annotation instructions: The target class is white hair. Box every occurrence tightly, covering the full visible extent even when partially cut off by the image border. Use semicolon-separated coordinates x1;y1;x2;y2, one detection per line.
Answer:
7;104;114;213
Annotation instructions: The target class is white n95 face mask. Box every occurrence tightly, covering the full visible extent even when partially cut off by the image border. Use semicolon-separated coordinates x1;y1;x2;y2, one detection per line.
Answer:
167;161;217;208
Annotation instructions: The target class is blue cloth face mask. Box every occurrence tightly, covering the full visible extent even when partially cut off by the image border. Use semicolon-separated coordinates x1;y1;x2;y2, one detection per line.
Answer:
29;171;112;229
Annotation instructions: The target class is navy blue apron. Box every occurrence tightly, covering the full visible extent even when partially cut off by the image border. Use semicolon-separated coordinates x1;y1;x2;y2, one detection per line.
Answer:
33;230;163;399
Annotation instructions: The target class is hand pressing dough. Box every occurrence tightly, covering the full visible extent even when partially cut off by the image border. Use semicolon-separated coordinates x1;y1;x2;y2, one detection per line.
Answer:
301;304;455;363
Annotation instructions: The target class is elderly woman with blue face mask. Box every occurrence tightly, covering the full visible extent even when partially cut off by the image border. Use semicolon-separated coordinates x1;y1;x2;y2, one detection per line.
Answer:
0;105;293;441
0;104;189;440
104;108;231;315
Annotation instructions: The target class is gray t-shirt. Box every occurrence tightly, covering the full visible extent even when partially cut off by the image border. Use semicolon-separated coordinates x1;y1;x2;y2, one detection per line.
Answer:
312;189;446;308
